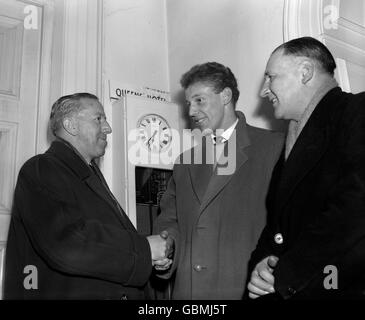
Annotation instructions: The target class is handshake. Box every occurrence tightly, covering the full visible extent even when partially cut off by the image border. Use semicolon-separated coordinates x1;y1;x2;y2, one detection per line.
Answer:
147;230;175;271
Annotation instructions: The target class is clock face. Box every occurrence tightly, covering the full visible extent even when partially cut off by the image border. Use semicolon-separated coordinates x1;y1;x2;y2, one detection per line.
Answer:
137;114;172;152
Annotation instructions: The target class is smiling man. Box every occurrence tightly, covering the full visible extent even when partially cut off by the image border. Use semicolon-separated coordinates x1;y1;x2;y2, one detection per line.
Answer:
4;93;170;299
247;37;365;299
153;62;284;299
185;80;238;135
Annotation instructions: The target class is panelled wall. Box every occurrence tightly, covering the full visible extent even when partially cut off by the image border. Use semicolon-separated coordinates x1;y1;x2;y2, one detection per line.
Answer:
0;0;54;298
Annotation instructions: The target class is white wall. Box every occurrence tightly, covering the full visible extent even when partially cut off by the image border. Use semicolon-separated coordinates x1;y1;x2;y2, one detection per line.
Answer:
48;0;103;147
166;0;287;131
340;0;365;26
55;0;288;131
104;0;169;91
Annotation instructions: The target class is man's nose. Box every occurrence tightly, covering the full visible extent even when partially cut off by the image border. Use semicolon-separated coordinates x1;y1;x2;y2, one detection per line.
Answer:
103;121;112;134
260;81;270;98
189;104;197;117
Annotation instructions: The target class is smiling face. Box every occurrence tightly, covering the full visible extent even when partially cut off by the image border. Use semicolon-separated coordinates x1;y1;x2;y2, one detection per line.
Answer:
260;49;307;121
73;98;112;163
185;81;231;133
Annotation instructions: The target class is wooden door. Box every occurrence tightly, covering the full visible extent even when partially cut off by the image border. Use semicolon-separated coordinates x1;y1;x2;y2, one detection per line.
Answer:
0;0;43;298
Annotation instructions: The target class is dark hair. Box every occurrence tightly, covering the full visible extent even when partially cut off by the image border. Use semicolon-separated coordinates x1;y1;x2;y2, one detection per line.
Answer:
274;37;336;75
50;92;99;136
180;62;240;105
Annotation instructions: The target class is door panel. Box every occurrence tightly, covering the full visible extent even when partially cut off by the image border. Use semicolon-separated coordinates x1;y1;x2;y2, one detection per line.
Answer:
0;0;42;298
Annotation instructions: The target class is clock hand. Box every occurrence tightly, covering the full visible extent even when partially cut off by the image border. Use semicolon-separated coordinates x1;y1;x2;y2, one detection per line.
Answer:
147;130;158;146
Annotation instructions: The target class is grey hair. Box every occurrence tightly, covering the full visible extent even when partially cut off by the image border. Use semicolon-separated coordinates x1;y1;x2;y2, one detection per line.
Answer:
49;92;98;136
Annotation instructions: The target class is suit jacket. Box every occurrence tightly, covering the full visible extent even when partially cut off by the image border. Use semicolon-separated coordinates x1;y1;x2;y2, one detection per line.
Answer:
249;87;365;299
154;111;284;299
4;140;152;299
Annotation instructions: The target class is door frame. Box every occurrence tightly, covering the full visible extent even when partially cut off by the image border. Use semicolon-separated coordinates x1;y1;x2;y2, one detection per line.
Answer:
0;0;55;299
32;0;55;154
283;0;365;92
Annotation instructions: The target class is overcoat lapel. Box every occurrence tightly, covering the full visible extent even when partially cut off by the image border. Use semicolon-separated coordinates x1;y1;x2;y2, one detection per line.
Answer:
189;164;213;205
275;127;329;214
274;93;335;214
198;112;251;215
188;136;214;204
84;173;136;231
48;141;136;231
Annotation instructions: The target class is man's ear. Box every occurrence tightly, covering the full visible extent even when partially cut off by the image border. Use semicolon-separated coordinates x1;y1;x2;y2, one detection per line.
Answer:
62;117;78;136
221;87;233;105
300;59;314;84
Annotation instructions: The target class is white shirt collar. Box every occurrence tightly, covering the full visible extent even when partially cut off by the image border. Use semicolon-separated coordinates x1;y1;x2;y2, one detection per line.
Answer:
211;118;239;143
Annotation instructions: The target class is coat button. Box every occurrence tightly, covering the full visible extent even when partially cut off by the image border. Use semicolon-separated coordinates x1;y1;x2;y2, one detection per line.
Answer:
194;264;202;272
274;233;283;244
121;294;128;300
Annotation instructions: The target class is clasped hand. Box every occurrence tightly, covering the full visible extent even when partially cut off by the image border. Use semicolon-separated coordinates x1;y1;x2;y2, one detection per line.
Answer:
147;230;174;271
247;255;278;299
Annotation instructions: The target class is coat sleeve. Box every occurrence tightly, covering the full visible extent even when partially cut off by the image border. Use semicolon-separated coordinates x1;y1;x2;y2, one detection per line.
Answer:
15;156;152;287
274;96;365;298
152;166;180;279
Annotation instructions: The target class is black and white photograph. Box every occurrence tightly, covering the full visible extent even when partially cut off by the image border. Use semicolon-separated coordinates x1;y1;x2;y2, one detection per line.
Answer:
0;0;364;316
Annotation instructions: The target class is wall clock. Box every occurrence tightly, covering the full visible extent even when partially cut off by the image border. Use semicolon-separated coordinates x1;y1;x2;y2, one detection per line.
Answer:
137;114;172;153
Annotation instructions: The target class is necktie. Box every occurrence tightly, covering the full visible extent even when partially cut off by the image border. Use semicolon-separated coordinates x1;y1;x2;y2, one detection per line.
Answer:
213;136;227;172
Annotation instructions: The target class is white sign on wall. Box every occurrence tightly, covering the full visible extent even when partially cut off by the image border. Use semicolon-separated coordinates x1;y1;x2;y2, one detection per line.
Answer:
108;80;171;102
